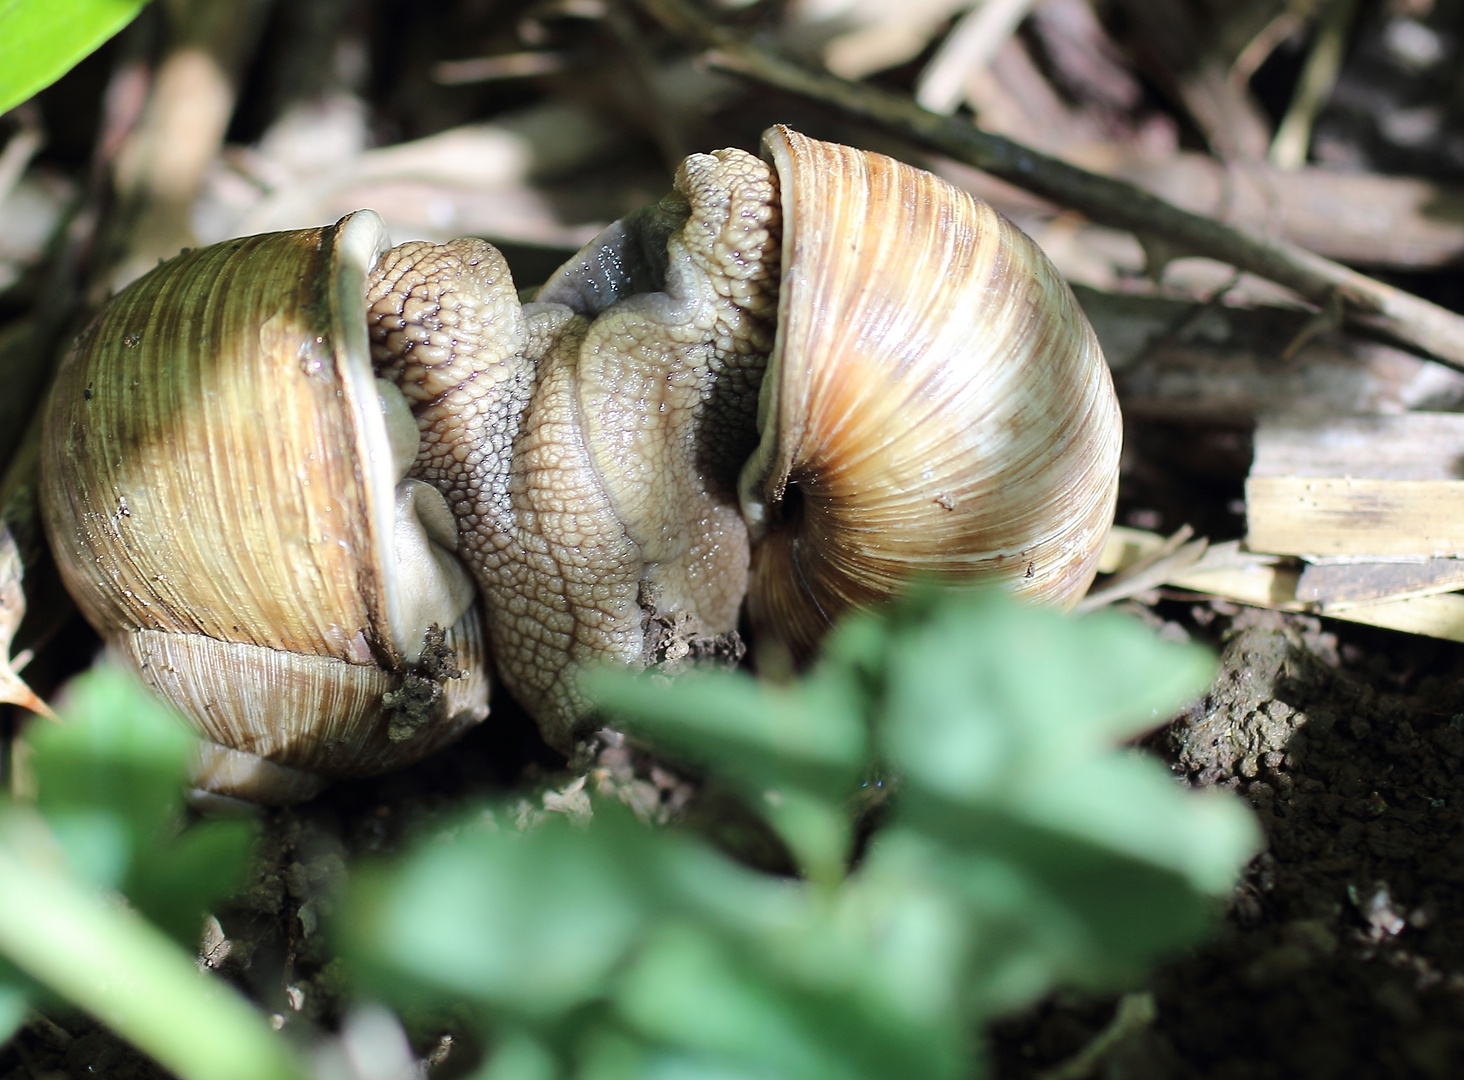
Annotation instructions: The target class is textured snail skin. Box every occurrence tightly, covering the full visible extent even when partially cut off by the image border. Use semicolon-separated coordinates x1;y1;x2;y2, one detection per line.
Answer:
366;127;1119;750
365;149;780;747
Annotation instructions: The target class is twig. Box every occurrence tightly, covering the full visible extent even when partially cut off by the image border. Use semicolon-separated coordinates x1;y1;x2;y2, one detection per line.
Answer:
603;1;696;170
1077;528;1208;613
915;0;1038;115
105;0;272;290
1281;288;1344;360
433;52;571;84
633;0;1464;373
1095;153;1464;270
1269;0;1359;169
1163;269;1245;343
0;114;44;212
1035;992;1157;1080
1112;0;1269;161
1230;9;1304;91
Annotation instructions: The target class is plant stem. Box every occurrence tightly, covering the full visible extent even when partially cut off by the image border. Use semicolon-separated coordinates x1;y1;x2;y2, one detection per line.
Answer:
1269;0;1360;170
0;811;306;1080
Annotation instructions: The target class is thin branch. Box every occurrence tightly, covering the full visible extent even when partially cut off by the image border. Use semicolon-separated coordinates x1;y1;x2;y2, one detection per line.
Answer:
1269;0;1359;170
634;0;1464;374
1230;10;1305;91
914;0;1037;115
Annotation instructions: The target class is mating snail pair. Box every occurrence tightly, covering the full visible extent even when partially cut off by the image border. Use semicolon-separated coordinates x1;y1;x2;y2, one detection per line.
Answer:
39;127;1122;804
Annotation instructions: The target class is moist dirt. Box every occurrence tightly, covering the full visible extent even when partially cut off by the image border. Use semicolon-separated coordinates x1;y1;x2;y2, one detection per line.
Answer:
992;603;1464;1080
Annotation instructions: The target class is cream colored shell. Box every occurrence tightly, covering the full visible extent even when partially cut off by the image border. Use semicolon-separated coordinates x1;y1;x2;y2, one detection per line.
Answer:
41;211;490;803
740;127;1121;656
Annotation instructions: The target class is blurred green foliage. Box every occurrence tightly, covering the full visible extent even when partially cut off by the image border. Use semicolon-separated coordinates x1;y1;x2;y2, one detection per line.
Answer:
0;0;153;116
343;589;1261;1080
0;666;299;1080
0;592;1261;1080
26;666;256;941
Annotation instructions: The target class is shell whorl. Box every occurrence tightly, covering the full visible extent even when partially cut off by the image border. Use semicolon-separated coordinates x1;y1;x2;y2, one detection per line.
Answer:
740;127;1122;656
40;212;491;795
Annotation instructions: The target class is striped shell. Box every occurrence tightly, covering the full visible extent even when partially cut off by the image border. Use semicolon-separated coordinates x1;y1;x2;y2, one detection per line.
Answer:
40;212;490;804
740;127;1121;657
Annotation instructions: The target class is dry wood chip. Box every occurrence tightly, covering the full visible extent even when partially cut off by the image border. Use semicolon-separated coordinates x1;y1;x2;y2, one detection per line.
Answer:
0;521;53;717
1094;527;1464;644
1295;560;1464;607
1246;414;1464;560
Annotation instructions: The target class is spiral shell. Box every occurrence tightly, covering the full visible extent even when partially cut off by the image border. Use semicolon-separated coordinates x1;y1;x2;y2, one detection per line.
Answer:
40;212;491;804
739;127;1121;657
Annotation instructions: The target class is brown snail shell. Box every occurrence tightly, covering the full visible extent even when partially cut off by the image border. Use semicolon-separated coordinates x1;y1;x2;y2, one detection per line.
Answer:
41;212;491;804
740;127;1120;656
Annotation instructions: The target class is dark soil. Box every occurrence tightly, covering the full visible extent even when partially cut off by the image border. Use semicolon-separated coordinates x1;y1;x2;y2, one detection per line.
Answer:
993;603;1464;1080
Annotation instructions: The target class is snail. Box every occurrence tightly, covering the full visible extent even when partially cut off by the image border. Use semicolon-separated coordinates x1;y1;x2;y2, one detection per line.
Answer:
39;214;493;805
39;126;1121;802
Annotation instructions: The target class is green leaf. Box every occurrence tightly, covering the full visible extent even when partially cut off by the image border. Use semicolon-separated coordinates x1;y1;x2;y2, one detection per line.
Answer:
337;587;1260;1080
475;1029;560;1080
614;922;844;1080
0;0;153;115
870;590;1215;800
1009;753;1262;894
576;1027;767;1080
895;754;1258;900
128;818;257;943
613;921;958;1080
886;803;1227;990
585;666;868;879
25;665;258;946
29;664;195;846
853;824;1214;1012
585;666;867;796
45;809;132;891
344;809;654;1017
756;786;852;888
824;830;974;1023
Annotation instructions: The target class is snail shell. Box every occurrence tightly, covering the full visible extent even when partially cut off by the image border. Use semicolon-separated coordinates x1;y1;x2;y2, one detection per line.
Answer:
40;212;491;804
740;127;1120;656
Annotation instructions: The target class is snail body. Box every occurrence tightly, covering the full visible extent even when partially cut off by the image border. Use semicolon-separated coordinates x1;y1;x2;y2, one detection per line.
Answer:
40;127;1120;797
